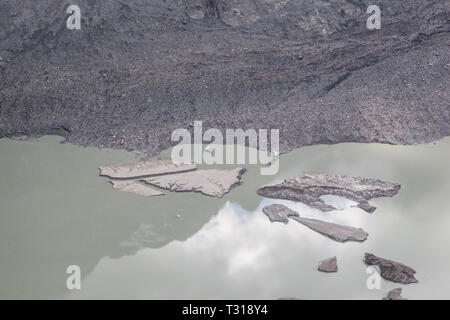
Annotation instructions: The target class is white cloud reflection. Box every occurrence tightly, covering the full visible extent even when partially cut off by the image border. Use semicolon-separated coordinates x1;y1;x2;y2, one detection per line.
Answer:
68;197;383;300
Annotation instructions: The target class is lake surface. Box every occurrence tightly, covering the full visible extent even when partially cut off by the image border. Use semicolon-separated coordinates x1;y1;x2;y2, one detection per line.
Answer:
1;135;450;299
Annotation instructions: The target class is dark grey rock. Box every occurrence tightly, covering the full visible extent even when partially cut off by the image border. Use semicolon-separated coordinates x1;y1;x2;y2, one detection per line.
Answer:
257;173;401;213
364;253;418;284
383;288;406;300
262;204;299;224
261;204;368;242
318;256;338;272
290;215;368;242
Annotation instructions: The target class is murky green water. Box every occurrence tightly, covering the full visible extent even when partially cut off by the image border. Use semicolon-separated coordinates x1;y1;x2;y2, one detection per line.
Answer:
1;135;450;299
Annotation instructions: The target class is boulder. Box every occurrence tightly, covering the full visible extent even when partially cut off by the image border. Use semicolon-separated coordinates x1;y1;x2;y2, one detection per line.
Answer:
262;204;298;224
261;204;368;242
142;168;246;198
257;173;401;213
383;288;406;300
364;253;418;284
318;256;338;272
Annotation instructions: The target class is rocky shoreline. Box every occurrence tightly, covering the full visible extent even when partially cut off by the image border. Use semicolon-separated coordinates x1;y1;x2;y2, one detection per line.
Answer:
1;1;449;155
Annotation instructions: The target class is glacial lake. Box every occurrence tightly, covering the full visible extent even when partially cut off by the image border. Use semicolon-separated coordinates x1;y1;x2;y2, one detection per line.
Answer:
1;135;450;299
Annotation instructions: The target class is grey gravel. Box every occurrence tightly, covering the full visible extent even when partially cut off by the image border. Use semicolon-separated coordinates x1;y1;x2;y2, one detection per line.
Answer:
0;1;448;155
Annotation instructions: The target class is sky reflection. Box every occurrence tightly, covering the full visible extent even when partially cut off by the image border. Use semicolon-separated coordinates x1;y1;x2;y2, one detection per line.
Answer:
67;198;381;299
2;136;450;299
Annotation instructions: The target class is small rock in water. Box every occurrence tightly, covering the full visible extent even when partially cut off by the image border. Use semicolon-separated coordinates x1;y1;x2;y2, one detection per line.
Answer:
257;173;401;213
364;253;418;284
318;256;338;272
290;215;368;242
142;168;246;198
383;288;406;300
110;180;164;197
99;159;196;179
262;204;299;224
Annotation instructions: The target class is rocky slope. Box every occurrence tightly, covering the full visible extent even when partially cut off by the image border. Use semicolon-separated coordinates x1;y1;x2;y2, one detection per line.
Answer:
0;1;449;154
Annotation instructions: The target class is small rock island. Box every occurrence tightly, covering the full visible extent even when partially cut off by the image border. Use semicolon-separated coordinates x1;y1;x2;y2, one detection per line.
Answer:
257;173;401;213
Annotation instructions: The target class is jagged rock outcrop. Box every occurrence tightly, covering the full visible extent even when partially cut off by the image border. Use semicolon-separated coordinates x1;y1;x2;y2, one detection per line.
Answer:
110;180;164;197
364;253;418;284
318;256;338;272
383;288;406;300
142;168;246;198
99;160;196;179
261;203;368;242
257;173;401;213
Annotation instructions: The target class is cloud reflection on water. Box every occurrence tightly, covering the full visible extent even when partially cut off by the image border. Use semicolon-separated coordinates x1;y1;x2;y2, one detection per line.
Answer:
71;198;376;299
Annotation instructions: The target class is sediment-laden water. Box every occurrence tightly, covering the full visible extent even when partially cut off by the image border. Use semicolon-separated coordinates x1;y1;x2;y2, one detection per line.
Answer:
1;135;450;299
